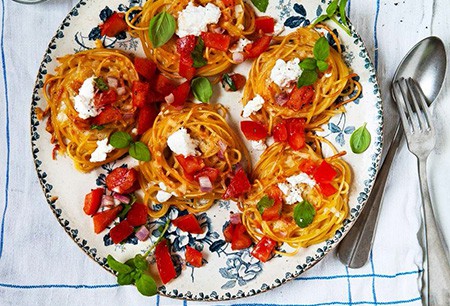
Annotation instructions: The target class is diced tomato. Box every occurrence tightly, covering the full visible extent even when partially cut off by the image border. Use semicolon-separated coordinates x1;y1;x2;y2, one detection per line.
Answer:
255;16;275;34
137;104;159;135
172;213;203;234
94;89;117;108
240;121;267;141
154;240;177;284
318;182;337;197
273;121;288;142
175;155;205;175
169;81;191;108
105;167;139;194
110;219;134;244
251;236;277;262
92;106;122;125
132;81;151;108
126;203;148;226
134;57;157;80
100;12;128;37
231;224;252;250
222;0;234;7
222;73;246;91
244;35;271;59
155;74;176;96
93;205;123;234
299;159;317;176
262;200;282;221
286;118;306;150
185;246;203;267
313;160;337;183
287;85;315;110
176;35;197;56
83;188;104;215
194;167;220;183
223;223;235;242
223;168;251;199
200;32;231;52
179;61;196;80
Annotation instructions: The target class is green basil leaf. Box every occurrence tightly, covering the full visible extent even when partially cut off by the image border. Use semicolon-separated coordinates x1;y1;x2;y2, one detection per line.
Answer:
134;254;148;271
251;0;269;12
350;123;371;153
135;272;158;296
313;37;330;61
94;77;109;91
317;60;329;72
125;258;136;269
339;0;349;28
297;70;318;88
256;195;274;214
326;0;339;17
311;14;329;26
117;272;134;285
118;204;132;219
293;200;316;228
129;193;137;205
110;131;132;149
107;255;133;274
131;270;142;281
191;77;213;103
221;73;236;91
191;37;207;68
90;124;105;131
129;141;151;161
149;12;176;48
300;58;317;71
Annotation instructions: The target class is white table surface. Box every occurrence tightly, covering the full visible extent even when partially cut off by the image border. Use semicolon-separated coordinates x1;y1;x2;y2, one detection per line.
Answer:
1;0;449;305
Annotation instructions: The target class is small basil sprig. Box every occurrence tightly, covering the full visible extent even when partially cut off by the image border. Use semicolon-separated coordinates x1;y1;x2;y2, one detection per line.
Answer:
350;123;371;153
191;77;213;103
221;73;237;91
94;77;109;91
109;131;151;161
107;220;170;296
297;37;330;87
311;0;351;36
90;124;105;130
191;37;207;68
293;200;316;228
149;12;176;48
251;0;269;12
256;195;274;214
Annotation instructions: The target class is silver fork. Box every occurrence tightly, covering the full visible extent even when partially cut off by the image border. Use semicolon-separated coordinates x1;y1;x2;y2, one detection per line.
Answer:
392;77;450;305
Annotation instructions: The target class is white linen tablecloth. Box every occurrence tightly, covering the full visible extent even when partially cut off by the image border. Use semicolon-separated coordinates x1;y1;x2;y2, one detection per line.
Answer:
1;0;449;305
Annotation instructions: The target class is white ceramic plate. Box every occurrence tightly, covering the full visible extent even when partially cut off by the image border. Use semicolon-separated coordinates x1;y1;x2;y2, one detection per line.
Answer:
30;0;383;301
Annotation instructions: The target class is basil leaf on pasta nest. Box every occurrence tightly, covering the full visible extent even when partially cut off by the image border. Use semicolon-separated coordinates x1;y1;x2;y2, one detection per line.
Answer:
191;37;207;68
297;70;318;88
129;141;151;161
110;131;132;149
300;58;317;71
293;200;316;228
256;195;274;214
191;77;213;103
251;0;269;12
94;77;109;91
317;60;329;72
149;12;176;48
350;123;371;153
313;37;330;61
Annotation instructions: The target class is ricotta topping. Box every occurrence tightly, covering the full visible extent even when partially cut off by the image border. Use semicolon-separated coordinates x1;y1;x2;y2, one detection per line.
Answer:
156;182;175;203
90;138;114;162
277;172;317;205
250;140;267;151
269;58;303;88
74;76;100;119
230;37;252;53
242;94;265;118
176;2;221;37
167;128;199;157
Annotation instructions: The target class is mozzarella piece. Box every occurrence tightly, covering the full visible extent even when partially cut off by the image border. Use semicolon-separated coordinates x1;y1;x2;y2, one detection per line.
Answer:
269;58;303;88
176;2;221;37
89;138;114;162
74;76;100;119
250;140;267;151
242;94;265;118
231;38;252;53
167;128;199;157
277;172;317;205
286;173;316;188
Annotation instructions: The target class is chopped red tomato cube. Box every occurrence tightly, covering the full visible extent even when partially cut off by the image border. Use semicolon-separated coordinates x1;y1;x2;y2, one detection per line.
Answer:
110;219;134;244
169;81;191;108
179;61;196;80
94;89;117;108
273;121;288;142
172;213;203;234
287;85;315;110
83;188;104;215
92;106;122;125
240;121;267;141
185;246;203;267
137;104;159;135
126;203;148;227
223;222;235;242
132;81;151;108
155;240;176;284
244;35;271;59
100;12;128;37
262;200;282;221
155;74;176;96
223;168;251;199
286;118;306;150
221;0;234;7
134;57;157;80
176;35;197;56
299;159;317;176
255;16;275;33
175;155;205;175
200;32;231;52
221;73;246;91
318;182;337;197
93;205;123;234
194;167;220;183
251;236;277;262
105;167;139;194
313;160;337;183
231;224;253;250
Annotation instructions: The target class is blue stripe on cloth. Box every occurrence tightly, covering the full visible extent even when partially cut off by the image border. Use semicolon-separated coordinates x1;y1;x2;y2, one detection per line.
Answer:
0;283;118;289
156;294;160;306
373;0;381;69
346;266;353;305
295;270;421;281
0;0;11;259
370;252;378;304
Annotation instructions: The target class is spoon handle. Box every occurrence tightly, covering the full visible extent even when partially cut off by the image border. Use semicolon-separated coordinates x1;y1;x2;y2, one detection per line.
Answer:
337;122;403;268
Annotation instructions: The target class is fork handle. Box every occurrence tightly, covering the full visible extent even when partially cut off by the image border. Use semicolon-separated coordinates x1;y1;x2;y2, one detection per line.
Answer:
417;157;450;305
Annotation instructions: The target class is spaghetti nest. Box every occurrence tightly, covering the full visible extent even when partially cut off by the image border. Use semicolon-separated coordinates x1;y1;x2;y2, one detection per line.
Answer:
43;47;139;172
242;140;351;254
242;26;361;132
139;102;250;218
126;0;256;78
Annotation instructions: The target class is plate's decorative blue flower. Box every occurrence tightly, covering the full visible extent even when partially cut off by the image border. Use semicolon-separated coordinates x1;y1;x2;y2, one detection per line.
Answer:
219;250;262;289
284;3;310;28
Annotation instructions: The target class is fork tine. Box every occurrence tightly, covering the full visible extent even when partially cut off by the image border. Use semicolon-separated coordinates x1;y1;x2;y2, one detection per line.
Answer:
408;78;434;130
398;77;420;132
405;78;424;131
392;78;413;133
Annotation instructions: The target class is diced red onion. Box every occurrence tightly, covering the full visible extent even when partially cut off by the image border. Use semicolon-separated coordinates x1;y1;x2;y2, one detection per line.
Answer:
212;26;225;34
198;176;213;192
165;93;175;104
234;163;243;172
107;77;119;88
116;87;126;95
275;92;289;106
101;195;115;208
232;52;245;63
122;112;134;120
135;225;150;241
230;213;242;225
113;193;130;204
218;140;228;154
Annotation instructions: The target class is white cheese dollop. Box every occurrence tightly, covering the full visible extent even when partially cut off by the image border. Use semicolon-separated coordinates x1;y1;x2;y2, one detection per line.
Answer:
90;138;114;162
156;182;174;203
57;103;68;123
230;37;252;53
234;4;244;18
269;58;303;88
277;172;317;205
74;76;100;119
167;128;199;157
176;2;221;37
242;94;265;118
250;140;267;151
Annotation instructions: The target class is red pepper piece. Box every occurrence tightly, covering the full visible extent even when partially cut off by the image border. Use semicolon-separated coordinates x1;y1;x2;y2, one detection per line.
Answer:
83;188;104;215
93;205;123;234
155;240;177;284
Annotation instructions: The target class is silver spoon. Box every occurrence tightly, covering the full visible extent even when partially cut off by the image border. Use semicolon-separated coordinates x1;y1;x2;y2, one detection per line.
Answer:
337;36;447;268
